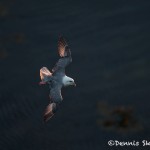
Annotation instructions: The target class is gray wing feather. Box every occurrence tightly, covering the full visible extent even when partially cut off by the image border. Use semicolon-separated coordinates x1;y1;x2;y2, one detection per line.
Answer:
52;36;72;74
49;81;63;103
43;82;62;122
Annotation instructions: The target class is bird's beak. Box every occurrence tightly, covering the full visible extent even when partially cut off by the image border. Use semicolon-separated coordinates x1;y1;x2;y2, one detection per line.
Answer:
73;82;76;87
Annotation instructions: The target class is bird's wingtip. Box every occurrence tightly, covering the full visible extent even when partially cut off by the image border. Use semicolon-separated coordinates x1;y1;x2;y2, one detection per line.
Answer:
43;103;56;123
43;113;54;123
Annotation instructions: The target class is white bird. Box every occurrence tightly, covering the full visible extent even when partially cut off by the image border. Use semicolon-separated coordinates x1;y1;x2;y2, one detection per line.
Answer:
39;36;76;122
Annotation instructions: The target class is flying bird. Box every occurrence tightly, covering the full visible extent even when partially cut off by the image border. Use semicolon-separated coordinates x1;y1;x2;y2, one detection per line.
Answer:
39;36;76;122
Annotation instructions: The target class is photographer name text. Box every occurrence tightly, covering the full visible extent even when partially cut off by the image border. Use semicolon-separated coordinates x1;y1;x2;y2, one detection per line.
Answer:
108;140;150;147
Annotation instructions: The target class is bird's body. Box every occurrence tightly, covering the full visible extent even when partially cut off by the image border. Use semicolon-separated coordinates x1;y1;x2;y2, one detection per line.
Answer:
39;36;76;122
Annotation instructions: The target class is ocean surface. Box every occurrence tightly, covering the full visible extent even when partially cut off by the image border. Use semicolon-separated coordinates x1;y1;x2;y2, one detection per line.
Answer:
0;0;150;149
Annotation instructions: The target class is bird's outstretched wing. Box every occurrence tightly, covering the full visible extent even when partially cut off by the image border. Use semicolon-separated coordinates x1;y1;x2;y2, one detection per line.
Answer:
40;67;52;82
49;83;63;103
43;103;56;122
58;36;70;57
52;36;72;74
43;83;62;122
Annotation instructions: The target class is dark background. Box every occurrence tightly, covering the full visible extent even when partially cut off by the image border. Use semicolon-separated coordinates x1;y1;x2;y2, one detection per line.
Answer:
0;0;150;149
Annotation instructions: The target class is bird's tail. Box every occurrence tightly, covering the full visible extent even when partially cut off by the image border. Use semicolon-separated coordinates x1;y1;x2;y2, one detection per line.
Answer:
40;67;52;83
43;102;58;122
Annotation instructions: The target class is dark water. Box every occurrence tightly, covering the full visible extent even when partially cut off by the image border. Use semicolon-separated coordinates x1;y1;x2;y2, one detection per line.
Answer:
0;0;150;149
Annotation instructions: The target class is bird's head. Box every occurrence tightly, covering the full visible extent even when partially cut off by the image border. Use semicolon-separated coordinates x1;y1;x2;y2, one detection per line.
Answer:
63;76;76;87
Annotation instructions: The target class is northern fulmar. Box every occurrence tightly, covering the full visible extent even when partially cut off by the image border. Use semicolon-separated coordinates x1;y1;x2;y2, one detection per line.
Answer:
39;36;76;122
